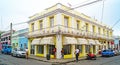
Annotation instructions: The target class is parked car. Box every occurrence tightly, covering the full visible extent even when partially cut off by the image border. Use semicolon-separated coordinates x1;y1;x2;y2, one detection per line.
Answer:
101;50;114;57
1;45;12;54
114;50;120;56
11;48;26;58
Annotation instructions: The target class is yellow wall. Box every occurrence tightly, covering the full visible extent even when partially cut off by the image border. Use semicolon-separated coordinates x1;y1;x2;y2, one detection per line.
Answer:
64;55;72;59
29;23;32;32
28;3;113;59
79;45;85;57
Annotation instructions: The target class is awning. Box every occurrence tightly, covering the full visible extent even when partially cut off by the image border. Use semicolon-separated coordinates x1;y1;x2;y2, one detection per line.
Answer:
40;37;54;45
31;38;41;45
63;37;77;45
95;40;102;45
87;39;96;45
77;38;88;45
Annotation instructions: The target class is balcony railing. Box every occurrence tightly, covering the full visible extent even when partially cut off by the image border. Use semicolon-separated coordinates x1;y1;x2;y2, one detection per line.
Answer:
28;25;113;40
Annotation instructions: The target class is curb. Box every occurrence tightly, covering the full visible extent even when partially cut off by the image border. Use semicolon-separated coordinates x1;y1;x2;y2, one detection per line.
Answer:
29;56;86;64
29;55;102;64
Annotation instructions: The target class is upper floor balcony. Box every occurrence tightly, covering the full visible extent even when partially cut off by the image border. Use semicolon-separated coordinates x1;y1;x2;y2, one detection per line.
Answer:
28;25;113;40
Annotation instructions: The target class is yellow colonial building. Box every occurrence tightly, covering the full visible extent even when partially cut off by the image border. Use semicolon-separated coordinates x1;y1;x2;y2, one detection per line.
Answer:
28;3;113;59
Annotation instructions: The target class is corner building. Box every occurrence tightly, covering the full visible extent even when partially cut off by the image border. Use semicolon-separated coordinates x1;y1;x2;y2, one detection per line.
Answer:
28;3;113;59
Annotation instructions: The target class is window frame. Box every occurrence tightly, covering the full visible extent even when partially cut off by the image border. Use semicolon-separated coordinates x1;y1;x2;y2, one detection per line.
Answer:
85;23;88;32
76;20;80;30
98;27;100;34
50;17;54;27
39;20;43;30
85;45;90;53
31;23;34;32
92;25;95;33
37;45;44;54
64;16;69;27
48;45;55;55
63;45;71;55
75;45;82;53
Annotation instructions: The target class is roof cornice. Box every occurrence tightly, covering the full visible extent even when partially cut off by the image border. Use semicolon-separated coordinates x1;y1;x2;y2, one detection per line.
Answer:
28;8;112;31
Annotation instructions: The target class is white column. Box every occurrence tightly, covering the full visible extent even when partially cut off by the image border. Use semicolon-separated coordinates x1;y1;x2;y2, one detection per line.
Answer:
89;24;92;32
35;45;37;55
44;45;47;57
71;17;75;28
96;45;98;55
43;17;47;28
72;45;75;57
56;13;62;25
56;34;62;59
28;39;31;55
34;21;39;30
96;26;98;34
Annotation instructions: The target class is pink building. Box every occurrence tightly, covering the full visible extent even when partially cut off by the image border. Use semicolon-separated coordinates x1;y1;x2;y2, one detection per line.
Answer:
0;30;14;49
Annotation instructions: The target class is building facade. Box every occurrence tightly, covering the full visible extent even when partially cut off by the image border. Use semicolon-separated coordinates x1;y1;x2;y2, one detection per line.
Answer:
114;36;120;50
12;28;28;50
28;3;113;59
0;30;14;49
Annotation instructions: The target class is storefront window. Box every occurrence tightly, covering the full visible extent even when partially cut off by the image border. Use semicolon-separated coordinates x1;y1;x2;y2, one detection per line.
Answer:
93;45;95;53
86;45;90;53
31;45;35;54
75;45;82;53
48;45;55;55
63;45;71;55
37;45;44;54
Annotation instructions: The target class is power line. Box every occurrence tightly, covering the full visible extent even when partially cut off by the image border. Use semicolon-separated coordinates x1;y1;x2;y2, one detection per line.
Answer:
70;0;103;10
71;0;90;7
101;0;105;22
3;21;27;30
5;0;102;31
12;21;27;26
112;18;120;28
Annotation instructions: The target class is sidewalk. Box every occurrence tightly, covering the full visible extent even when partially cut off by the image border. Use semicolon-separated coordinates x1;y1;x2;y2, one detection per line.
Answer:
29;55;87;63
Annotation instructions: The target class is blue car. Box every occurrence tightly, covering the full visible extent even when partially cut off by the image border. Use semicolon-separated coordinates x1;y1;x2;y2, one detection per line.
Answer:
101;50;114;57
1;45;12;54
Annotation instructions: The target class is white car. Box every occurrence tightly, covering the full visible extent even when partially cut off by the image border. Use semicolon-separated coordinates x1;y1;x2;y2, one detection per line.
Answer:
11;48;26;58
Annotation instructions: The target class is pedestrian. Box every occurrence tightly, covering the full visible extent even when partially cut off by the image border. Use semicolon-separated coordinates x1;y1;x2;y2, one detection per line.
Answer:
25;47;29;59
53;48;56;59
61;48;64;59
74;48;79;62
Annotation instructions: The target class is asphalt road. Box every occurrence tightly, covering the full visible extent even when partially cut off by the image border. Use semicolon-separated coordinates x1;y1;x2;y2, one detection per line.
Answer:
67;55;120;65
1;53;120;65
0;54;51;65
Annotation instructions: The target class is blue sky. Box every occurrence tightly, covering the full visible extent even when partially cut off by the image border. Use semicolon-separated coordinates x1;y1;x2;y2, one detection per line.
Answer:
0;0;120;36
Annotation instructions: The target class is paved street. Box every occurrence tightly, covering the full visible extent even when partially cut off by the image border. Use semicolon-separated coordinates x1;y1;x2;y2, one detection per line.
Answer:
1;53;120;65
67;56;120;65
0;54;51;65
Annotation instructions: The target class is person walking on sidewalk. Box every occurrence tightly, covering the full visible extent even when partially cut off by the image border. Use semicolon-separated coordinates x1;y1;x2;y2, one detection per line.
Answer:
53;48;56;59
75;48;79;62
61;48;64;59
25;48;29;59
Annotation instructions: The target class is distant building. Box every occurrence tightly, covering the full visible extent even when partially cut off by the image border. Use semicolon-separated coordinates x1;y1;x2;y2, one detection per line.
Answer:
28;3;113;59
114;36;120;50
0;31;4;50
0;30;14;49
12;28;28;50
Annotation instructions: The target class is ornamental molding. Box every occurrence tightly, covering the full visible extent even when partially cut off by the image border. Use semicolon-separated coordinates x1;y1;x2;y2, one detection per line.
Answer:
28;8;112;31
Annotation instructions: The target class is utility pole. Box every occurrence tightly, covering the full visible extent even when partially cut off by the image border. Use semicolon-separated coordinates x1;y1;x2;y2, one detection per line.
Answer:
10;23;12;45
